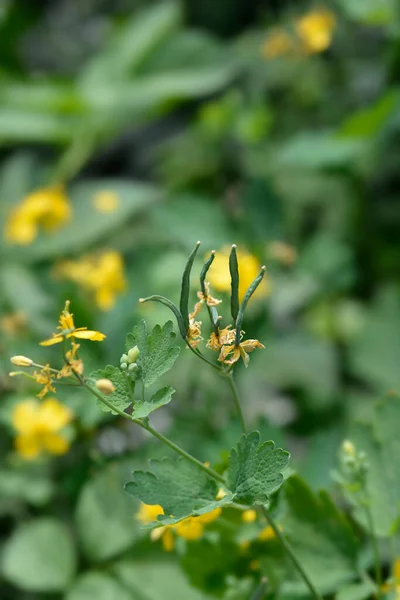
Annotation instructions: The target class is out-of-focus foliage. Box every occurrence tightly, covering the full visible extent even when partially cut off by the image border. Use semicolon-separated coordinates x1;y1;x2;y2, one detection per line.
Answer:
1;0;400;598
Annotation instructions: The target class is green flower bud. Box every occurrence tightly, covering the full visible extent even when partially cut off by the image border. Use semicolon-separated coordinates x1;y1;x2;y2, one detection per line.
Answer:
120;353;129;364
120;362;128;370
128;346;140;363
128;362;139;373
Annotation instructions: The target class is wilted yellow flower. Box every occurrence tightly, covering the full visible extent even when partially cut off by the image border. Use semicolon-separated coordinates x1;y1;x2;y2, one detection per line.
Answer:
186;319;202;349
296;9;336;54
218;337;265;368
40;300;106;346
4;185;71;245
34;364;56;399
137;503;221;552
57;342;84;379
93;190;120;214
12;398;72;460
57;251;127;310
261;27;294;59
269;241;297;266
208;247;270;302
197;282;222;308
207;325;236;352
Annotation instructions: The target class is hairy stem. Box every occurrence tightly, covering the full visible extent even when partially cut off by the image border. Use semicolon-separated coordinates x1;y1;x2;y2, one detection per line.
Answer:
225;373;246;434
261;506;322;600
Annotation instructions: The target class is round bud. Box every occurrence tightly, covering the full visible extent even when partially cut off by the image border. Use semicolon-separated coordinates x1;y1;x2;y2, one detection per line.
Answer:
342;440;355;458
128;362;139;373
95;378;115;395
120;362;128;370
10;355;33;367
128;346;140;364
120;354;129;364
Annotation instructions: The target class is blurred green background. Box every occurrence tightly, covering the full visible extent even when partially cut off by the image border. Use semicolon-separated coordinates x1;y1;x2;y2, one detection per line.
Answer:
1;0;400;598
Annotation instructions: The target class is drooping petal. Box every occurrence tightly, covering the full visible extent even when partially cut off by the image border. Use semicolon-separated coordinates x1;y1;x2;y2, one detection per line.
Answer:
40;335;64;346
12;400;38;434
42;432;70;455
15;433;41;459
38;398;72;431
161;528;175;552
73;329;106;341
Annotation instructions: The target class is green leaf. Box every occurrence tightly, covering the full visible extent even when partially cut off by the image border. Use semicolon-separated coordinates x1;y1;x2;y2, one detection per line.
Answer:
125;457;232;526
75;462;138;562
339;91;399;138
126;320;180;388
90;365;132;414
336;580;376;600
1;518;76;592
133;386;175;419
345;393;400;537
261;477;359;595
227;431;290;504
66;572;133;600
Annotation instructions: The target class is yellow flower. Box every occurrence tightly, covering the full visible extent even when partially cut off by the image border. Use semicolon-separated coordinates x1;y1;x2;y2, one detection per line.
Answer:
218;338;265;368
57;342;84;379
268;241;297;266
4;185;71;245
208;246;270;302
93;190;120;214
137;503;221;552
258;524;282;541
382;558;400;598
12;398;72;460
40;301;106;346
57;251;127;311
296;9;336;54
34;364;56;399
261;27;294;59
242;509;257;523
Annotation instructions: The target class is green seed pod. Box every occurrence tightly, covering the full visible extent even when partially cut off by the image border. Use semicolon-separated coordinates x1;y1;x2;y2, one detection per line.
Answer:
229;245;239;321
180;241;201;332
235;266;266;346
128;345;140;363
139;295;186;339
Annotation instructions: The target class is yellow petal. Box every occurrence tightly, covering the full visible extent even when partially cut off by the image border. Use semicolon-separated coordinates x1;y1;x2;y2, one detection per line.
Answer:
197;507;221;524
137;503;164;525
175;518;204;541
38;398;72;431
161;528;175;551
40;335;64;346
15;434;41;459
12;400;39;434
73;330;106;341
242;509;257;523
42;432;70;455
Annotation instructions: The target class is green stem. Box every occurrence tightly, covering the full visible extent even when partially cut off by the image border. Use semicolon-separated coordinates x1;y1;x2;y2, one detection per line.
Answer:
225;373;246;434
261;506;322;600
364;501;382;594
80;378;225;485
186;340;222;372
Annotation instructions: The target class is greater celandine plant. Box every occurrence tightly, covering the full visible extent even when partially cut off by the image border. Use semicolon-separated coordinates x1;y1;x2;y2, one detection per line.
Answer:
11;242;392;599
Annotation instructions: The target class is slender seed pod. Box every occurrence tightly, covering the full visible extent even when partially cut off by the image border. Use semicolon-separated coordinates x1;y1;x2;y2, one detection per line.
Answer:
235;266;266;346
180;241;201;332
229;245;240;321
200;250;215;296
139;295;186;339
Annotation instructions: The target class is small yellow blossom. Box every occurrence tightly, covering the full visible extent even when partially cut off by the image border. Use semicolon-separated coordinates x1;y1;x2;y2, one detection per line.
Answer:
12;398;72;460
10;355;33;367
137;503;221;552
381;558;400;598
197;282;222;308
261;27;294;59
269;241;297;266
296;9;336;54
34;364;56;399
57;251;127;311
5;185;71;245
93;190;120;214
242;509;257;523
208;247;270;302
40;301;106;346
342;440;355;458
258;524;282;541
57;342;84;379
218;338;265;368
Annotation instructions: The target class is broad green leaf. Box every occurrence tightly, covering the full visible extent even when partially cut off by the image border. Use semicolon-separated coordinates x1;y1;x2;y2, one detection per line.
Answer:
337;0;396;24
0;108;76;145
125;456;232;526
261;477;359;595
0;468;54;511
1;518;76;592
66;572;133;600
133;386;175;419
75;462;138;562
227;431;290;504
339;91;399;138
126;320;180;387
346;394;400;537
336;580;376;600
90;365;132;414
113;560;213;600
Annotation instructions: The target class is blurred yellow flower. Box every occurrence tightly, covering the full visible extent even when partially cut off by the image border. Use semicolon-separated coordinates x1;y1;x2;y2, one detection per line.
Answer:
137;503;222;552
296;9;336;54
4;185;71;245
261;27;294;59
381;558;400;598
208;247;270;302
41;300;106;346
242;509;257;523
93;190;120;214
12;397;72;460
57;251;127;311
258;524;282;541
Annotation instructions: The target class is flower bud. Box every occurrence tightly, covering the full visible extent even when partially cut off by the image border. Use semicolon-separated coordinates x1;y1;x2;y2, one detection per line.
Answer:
95;378;115;395
128;346;140;363
342;440;355;457
128;362;139;373
120;362;128;371
120;353;129;364
10;355;33;367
